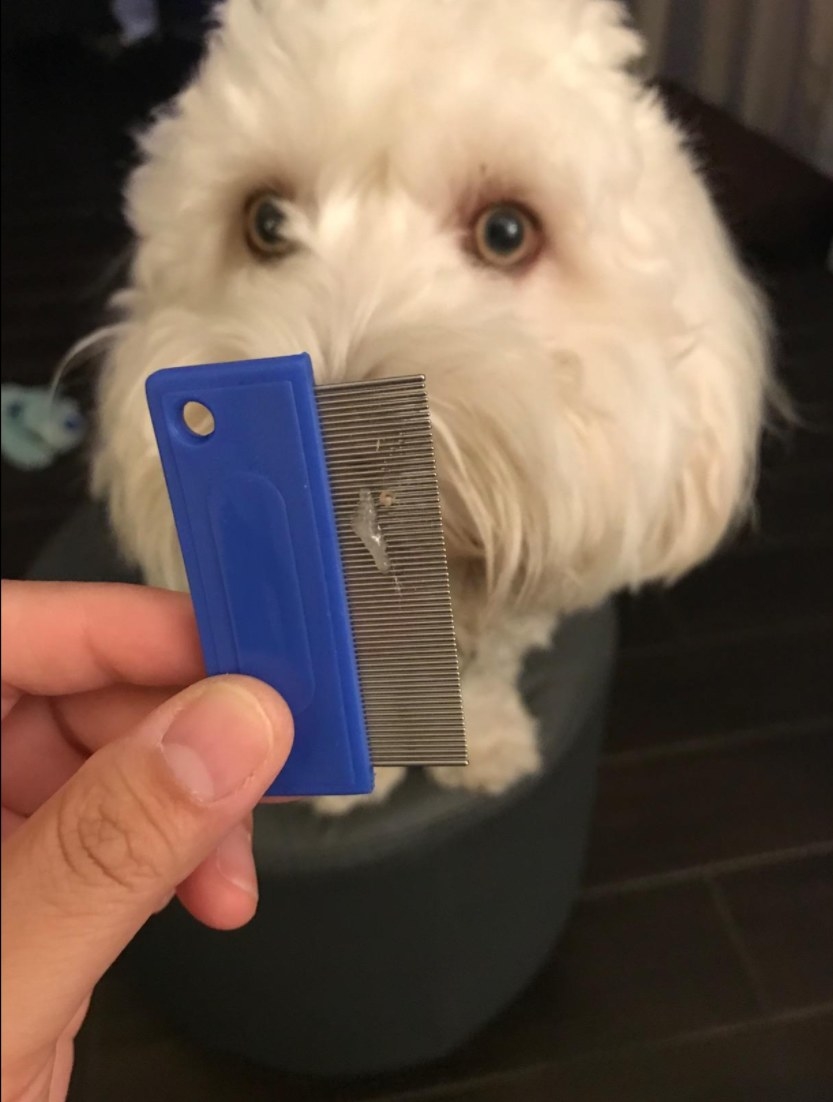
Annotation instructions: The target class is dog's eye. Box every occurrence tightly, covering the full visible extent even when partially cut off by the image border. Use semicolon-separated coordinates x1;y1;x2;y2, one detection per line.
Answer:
471;204;541;269
244;192;293;257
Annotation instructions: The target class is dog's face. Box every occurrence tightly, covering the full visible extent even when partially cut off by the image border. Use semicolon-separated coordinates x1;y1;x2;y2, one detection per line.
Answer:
94;0;768;623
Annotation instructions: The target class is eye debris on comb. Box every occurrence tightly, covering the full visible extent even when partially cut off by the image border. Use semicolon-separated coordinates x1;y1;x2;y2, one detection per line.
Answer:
146;355;467;798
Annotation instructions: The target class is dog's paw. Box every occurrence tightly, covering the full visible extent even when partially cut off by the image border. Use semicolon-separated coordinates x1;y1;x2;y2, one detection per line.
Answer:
429;680;540;796
310;766;406;816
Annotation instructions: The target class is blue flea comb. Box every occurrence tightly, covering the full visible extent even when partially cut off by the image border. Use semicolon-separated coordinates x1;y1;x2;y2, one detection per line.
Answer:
146;355;466;798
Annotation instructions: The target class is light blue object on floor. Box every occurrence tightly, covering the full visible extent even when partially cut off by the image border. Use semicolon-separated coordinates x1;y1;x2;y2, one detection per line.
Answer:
1;384;86;470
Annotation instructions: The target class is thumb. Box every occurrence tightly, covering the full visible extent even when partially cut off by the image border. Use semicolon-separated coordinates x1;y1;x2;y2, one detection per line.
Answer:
1;676;292;1055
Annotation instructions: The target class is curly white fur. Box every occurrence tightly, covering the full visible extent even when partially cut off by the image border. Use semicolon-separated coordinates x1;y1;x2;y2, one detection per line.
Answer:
89;0;769;810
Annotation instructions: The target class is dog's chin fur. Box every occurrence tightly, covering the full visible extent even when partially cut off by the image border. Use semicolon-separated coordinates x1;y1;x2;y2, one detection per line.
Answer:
89;0;770;809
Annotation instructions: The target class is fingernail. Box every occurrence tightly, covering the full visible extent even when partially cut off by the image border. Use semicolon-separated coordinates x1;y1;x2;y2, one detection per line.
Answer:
160;683;274;802
215;822;258;898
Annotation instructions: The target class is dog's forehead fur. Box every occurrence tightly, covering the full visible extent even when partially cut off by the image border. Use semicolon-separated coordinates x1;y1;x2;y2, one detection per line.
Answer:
216;0;643;92
130;0;647;227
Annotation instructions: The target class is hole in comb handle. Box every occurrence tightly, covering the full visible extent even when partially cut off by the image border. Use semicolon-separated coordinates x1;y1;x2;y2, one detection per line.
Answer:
182;400;215;438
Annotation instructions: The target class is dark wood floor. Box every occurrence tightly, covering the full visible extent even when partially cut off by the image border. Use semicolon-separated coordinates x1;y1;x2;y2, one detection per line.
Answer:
3;37;832;1102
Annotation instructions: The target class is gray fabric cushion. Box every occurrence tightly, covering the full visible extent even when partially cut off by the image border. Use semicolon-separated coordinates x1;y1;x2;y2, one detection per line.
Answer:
29;502;143;586
29;501;616;1074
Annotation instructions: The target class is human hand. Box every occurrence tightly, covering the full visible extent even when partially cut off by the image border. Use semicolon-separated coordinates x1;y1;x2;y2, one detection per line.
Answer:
1;581;293;1102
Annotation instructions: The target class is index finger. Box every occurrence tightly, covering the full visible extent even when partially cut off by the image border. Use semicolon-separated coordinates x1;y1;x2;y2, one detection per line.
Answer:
1;581;204;704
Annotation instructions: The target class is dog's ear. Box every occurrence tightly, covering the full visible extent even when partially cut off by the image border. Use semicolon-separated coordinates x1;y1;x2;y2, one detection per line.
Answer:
631;226;773;589
575;0;647;72
558;81;775;599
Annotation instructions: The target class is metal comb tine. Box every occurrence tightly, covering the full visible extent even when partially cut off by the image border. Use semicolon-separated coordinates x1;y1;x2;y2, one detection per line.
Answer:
317;376;467;768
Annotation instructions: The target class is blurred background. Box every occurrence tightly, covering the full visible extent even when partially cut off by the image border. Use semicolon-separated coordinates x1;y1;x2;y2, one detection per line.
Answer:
2;2;832;1100
635;0;832;177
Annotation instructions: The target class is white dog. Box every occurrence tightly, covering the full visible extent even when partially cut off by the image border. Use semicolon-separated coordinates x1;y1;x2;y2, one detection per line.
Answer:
89;0;769;811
